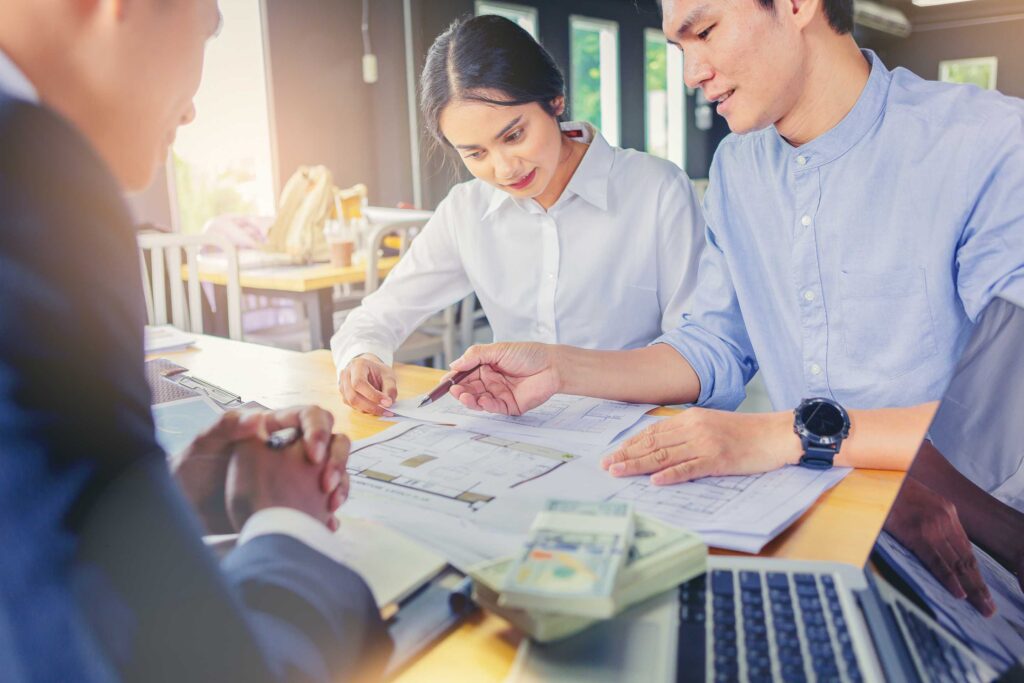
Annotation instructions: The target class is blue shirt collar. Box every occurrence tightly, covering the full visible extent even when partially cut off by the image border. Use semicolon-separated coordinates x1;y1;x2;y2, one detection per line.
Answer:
773;49;891;170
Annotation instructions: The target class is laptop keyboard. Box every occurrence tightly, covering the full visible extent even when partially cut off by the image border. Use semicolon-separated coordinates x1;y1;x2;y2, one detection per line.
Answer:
678;570;863;683
897;603;984;683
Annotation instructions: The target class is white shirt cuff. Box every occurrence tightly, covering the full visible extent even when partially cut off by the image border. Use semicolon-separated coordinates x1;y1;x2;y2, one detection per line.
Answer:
238;507;338;559
332;343;395;383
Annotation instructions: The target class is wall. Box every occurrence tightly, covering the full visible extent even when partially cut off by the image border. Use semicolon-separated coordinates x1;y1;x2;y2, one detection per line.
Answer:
876;17;1024;98
262;0;384;199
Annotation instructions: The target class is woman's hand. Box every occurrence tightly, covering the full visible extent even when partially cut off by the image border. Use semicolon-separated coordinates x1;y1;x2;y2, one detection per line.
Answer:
339;354;397;416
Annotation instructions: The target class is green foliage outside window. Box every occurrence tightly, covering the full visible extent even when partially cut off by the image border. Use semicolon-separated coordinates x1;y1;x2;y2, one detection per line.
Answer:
645;32;667;95
571;27;602;129
172;152;260;234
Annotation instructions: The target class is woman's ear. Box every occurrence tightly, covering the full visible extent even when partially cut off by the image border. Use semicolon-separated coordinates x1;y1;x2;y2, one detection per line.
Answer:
551;95;566;117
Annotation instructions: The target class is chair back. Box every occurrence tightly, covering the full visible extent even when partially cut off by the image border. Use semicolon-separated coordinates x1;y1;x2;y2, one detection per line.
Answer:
137;232;243;340
362;208;432;294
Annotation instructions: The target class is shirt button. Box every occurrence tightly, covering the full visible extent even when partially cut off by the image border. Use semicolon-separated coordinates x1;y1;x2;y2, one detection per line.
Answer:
797;155;807;166
810;363;823;376
547;273;556;280
801;215;812;227
803;290;816;302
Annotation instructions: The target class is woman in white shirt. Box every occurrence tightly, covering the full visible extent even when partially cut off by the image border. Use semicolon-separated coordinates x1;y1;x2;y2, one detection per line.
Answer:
333;14;704;415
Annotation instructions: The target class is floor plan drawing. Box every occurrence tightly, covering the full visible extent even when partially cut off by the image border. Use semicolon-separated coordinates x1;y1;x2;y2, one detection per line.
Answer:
390;393;655;446
347;422;580;510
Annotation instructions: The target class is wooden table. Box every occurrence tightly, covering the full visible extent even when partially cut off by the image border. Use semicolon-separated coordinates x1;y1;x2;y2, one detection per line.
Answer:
156;335;905;683
188;257;399;350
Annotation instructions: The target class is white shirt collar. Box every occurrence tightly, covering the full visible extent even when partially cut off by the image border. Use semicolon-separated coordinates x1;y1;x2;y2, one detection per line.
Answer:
0;48;39;103
483;120;614;219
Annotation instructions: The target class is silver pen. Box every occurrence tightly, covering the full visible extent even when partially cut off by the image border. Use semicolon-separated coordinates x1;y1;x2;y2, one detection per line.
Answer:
266;427;301;450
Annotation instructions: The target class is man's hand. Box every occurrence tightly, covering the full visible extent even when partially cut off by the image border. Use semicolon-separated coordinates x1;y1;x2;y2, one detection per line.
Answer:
226;432;352;532
171;406;339;534
448;343;561;415
884;476;996;617
600;409;801;485
339;354;397;416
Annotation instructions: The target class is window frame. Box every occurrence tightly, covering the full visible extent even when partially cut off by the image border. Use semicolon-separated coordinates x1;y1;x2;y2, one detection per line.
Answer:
569;14;621;146
474;1;539;39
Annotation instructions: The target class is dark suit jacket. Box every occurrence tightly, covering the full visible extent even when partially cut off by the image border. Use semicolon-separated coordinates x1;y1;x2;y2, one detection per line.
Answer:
0;92;390;682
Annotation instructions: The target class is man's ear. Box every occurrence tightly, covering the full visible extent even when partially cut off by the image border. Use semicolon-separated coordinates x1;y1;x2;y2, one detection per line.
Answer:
786;0;822;31
551;95;566;117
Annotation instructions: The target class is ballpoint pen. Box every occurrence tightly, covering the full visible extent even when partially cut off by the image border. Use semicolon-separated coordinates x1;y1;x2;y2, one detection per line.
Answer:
266;427;301;449
418;364;482;407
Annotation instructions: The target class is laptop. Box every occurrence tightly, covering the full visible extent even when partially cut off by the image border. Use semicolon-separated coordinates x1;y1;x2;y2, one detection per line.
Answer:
509;296;1024;683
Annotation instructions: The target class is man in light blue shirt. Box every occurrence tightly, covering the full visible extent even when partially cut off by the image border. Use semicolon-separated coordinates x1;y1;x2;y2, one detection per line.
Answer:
442;0;1024;483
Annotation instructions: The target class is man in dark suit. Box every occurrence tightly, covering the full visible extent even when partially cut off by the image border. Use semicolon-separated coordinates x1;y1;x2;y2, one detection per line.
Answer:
0;1;390;681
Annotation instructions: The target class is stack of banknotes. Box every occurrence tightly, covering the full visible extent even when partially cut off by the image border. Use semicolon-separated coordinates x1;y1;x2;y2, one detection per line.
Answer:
469;505;708;642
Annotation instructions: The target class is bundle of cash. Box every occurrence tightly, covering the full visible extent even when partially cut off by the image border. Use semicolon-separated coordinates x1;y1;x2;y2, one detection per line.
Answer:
499;500;635;618
469;513;707;642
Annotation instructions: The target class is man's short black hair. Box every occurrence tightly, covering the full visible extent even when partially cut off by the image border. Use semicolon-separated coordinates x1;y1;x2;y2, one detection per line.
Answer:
755;0;854;34
653;0;854;36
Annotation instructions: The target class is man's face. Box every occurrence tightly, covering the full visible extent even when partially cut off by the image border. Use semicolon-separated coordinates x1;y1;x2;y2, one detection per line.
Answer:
95;0;221;190
662;0;805;134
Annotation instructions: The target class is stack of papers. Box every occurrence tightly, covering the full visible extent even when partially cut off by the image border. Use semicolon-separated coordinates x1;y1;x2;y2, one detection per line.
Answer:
344;395;851;570
144;325;196;353
469;514;707;642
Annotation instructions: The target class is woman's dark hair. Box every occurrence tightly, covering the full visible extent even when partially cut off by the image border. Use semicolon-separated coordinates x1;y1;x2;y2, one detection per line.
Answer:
420;15;566;147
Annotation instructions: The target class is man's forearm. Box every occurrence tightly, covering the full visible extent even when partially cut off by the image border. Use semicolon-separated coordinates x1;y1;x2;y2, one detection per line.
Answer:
553;343;701;405
833;402;939;470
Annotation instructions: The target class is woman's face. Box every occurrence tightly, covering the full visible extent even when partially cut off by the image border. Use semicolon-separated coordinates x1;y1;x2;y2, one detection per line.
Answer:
439;93;565;199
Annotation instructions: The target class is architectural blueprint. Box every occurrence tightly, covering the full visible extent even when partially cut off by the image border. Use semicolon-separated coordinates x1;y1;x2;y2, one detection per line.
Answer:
390;393;655;446
347;422;580;511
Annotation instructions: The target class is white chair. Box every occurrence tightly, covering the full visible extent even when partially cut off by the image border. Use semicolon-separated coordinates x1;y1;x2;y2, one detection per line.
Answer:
137;231;244;340
340;217;459;367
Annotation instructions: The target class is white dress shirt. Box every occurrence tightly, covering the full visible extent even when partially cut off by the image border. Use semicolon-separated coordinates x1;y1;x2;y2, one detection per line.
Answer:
0;48;39;103
1;48;330;553
332;122;705;375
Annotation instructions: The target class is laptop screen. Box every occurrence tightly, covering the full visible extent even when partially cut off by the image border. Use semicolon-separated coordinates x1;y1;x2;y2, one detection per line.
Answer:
866;296;1024;674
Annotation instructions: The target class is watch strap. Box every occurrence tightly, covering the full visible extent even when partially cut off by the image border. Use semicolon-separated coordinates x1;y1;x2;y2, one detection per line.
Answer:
799;442;838;470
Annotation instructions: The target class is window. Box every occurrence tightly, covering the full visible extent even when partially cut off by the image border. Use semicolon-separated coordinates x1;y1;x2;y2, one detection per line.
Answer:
475;1;539;39
939;57;998;90
569;16;620;146
644;28;686;168
170;0;276;234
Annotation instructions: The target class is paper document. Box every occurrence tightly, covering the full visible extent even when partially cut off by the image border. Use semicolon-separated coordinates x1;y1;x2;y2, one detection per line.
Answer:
391;393;655;447
144;325;196;353
328;516;448;608
347;422;580;511
610;465;849;544
151;396;222;457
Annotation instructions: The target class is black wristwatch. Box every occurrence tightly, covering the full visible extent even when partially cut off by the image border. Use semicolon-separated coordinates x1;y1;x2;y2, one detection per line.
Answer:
793;397;851;469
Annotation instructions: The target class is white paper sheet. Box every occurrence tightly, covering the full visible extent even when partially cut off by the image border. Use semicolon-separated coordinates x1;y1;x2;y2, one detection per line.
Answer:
347;421;582;511
344;414;850;562
391;393;656;447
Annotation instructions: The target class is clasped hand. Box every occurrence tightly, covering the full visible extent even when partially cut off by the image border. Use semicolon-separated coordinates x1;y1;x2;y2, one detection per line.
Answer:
170;405;350;534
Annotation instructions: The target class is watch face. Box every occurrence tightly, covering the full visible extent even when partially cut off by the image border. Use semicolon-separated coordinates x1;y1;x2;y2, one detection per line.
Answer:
799;401;846;438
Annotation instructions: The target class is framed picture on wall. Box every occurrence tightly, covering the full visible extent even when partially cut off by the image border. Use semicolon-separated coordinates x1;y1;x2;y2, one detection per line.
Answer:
938;56;998;90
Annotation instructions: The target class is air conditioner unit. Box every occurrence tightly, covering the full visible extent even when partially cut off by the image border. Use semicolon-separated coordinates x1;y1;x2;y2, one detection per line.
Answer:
854;0;912;37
